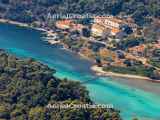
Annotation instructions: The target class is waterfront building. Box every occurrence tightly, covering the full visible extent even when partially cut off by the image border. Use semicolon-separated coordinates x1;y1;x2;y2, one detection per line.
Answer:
56;20;85;32
92;16;137;37
55;20;73;30
91;24;107;36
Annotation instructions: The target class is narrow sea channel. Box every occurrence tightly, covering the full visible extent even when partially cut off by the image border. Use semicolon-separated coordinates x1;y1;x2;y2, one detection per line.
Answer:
0;23;160;120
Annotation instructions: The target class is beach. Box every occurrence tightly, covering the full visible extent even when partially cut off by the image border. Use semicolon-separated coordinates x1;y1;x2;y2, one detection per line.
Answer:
91;65;160;83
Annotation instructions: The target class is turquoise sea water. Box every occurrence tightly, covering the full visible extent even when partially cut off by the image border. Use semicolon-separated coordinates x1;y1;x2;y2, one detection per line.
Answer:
0;23;160;120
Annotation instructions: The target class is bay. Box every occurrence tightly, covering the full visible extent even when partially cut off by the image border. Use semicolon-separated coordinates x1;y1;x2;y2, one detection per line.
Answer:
0;23;160;120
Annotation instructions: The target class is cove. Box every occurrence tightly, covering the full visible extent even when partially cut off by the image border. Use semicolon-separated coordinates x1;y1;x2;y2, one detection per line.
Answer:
0;23;160;120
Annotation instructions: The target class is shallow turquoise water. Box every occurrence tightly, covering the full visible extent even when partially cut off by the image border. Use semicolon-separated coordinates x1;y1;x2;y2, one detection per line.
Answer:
0;23;160;120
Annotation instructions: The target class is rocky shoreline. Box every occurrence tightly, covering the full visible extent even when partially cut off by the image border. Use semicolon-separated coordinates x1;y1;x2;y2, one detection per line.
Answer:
0;19;47;32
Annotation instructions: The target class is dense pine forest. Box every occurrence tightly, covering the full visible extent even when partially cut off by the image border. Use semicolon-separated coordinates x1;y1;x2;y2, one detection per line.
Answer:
0;50;121;120
0;0;159;26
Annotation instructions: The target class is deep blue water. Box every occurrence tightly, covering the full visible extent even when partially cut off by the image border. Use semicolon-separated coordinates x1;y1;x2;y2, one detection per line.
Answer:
0;23;160;120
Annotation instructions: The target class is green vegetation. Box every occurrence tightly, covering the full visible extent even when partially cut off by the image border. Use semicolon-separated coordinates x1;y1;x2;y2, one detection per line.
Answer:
149;59;160;68
0;50;121;120
143;19;160;43
117;36;144;50
103;64;156;78
62;35;86;52
149;49;160;68
0;0;159;26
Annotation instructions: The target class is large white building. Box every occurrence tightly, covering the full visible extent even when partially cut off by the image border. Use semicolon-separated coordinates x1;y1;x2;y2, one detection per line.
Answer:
91;16;137;37
93;16;124;29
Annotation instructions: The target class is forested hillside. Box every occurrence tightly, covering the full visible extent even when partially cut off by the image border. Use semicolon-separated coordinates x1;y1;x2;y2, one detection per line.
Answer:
0;50;121;120
0;0;159;26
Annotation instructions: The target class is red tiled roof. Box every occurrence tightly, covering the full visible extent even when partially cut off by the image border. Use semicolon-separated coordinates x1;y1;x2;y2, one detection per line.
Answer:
129;44;146;52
